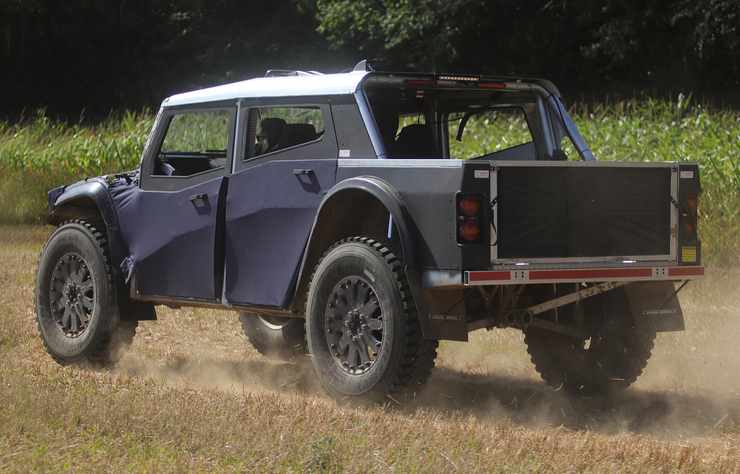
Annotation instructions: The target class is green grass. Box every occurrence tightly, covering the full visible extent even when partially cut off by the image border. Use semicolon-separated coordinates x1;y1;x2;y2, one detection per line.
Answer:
1;98;738;261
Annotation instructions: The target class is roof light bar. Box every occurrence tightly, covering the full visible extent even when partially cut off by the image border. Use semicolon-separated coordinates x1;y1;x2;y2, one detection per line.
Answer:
438;75;479;82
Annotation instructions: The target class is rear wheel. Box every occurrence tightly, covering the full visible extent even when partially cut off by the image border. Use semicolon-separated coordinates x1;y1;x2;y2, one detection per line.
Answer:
239;314;306;360
524;290;655;395
305;237;437;401
35;220;135;366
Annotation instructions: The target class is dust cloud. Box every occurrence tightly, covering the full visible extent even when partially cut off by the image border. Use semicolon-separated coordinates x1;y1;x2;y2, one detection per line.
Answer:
112;306;322;396
117;353;320;395
415;269;740;437
112;269;740;439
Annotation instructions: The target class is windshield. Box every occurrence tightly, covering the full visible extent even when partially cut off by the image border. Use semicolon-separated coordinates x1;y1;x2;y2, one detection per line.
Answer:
363;77;594;161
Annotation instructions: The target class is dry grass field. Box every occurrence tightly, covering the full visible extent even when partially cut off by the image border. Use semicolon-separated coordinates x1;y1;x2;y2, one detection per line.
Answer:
1;225;740;472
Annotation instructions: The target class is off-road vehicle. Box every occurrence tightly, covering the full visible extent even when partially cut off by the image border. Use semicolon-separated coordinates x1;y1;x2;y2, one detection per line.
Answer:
36;61;704;398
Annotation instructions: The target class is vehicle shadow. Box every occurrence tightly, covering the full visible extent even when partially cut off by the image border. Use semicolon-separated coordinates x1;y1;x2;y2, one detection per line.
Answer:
118;355;739;437
413;367;740;436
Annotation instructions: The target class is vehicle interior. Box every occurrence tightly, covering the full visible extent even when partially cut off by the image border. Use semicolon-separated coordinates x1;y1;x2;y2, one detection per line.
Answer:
363;76;565;161
248;106;326;159
156;151;226;176
154;109;231;177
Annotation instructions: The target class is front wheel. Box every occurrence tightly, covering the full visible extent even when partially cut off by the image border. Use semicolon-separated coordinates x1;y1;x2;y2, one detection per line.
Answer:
305;237;437;401
35;220;135;365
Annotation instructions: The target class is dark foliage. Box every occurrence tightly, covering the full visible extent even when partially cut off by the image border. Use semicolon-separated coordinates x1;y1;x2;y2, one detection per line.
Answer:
0;0;350;117
316;0;740;101
1;0;738;118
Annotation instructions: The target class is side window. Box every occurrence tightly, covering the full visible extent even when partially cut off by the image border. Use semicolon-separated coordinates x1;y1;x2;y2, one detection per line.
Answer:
154;109;230;177
246;106;324;159
448;108;534;160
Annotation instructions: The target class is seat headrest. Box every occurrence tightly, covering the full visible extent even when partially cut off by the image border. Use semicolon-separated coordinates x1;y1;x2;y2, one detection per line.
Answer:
259;117;286;149
279;123;318;148
393;124;437;157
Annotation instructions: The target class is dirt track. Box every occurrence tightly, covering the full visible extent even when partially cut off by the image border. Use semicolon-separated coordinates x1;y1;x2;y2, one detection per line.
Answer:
1;225;739;472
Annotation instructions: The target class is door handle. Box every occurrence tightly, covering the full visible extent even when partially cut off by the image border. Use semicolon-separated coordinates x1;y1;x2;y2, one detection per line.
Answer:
189;193;209;205
292;168;314;176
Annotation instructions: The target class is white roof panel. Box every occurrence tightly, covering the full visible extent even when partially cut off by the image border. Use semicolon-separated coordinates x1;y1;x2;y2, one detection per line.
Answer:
163;71;369;107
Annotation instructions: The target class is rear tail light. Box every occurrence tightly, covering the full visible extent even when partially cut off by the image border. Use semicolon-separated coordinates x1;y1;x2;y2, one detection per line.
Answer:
457;194;484;243
680;192;699;264
458;196;481;217
459;219;481;242
678;165;701;265
682;193;699;241
686;194;698;212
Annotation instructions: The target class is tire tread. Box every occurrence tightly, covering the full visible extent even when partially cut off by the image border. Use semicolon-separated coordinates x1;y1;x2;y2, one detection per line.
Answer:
524;316;655;394
36;219;135;366
306;236;438;397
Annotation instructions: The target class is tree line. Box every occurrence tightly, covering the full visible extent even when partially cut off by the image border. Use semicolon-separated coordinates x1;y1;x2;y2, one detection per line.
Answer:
1;0;738;118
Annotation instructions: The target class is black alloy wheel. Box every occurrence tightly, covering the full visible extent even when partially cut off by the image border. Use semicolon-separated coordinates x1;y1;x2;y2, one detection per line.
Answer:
49;253;95;338
324;276;385;375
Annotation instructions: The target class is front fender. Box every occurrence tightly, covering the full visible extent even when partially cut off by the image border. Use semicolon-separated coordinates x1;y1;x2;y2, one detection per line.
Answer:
48;178;126;270
50;178;119;230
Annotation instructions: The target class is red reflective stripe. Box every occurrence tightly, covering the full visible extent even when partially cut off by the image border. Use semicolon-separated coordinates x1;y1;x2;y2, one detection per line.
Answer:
467;266;705;285
479;82;507;89
468;271;510;282
668;266;704;277
529;268;652;280
406;79;435;88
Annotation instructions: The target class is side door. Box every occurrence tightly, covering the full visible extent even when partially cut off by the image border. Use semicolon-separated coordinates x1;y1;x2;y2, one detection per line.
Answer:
130;103;235;302
224;99;338;307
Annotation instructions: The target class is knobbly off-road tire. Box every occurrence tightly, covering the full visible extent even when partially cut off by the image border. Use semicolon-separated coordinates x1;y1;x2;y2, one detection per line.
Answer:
240;314;307;361
305;237;438;401
524;290;656;395
35;219;136;366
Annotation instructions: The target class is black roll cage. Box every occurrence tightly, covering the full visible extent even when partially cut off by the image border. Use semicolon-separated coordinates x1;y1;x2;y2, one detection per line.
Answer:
358;72;592;161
